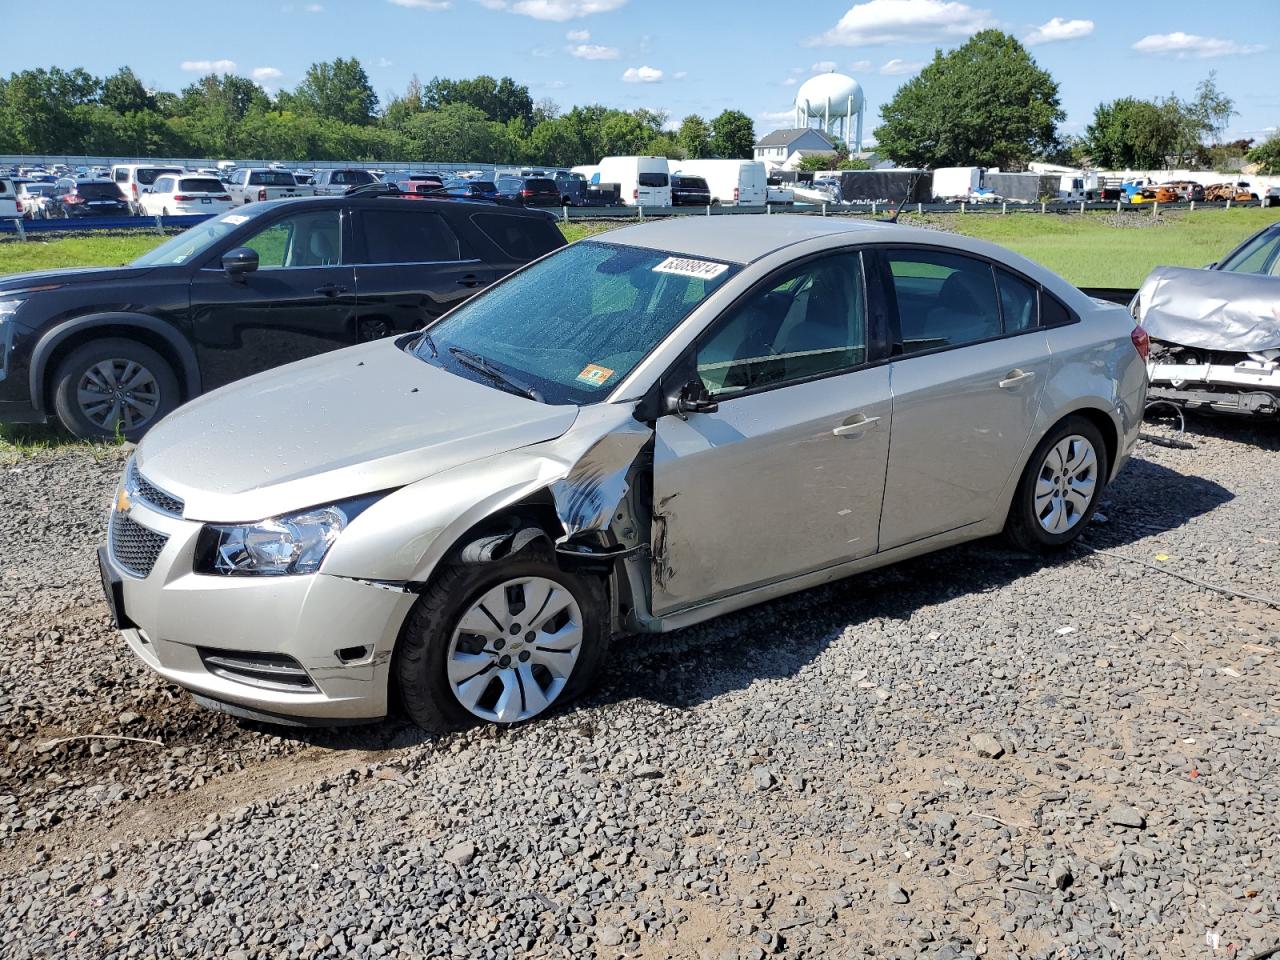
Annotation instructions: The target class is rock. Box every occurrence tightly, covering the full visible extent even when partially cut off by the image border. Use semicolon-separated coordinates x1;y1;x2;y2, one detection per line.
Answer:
117;711;140;726
1049;862;1073;890
970;734;1005;759
883;883;910;905
751;768;775;791
443;841;476;867
595;925;625;946
631;764;663;780
1109;806;1146;829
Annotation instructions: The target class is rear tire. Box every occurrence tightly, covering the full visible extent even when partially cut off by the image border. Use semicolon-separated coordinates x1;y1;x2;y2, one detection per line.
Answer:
395;545;609;732
52;338;180;442
1004;415;1108;553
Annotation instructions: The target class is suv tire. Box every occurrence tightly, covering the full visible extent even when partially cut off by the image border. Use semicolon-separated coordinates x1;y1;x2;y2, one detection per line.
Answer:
396;545;609;732
52;338;180;442
1004;415;1108;553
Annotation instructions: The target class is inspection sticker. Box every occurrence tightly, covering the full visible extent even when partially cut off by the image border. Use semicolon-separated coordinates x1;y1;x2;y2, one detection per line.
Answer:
576;363;616;387
653;256;728;280
220;214;251;225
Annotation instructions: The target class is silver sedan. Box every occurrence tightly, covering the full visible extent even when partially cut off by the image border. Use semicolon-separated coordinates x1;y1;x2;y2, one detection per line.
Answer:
99;216;1149;729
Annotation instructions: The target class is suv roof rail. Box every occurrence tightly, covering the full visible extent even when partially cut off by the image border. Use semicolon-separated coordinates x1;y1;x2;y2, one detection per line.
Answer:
344;181;403;198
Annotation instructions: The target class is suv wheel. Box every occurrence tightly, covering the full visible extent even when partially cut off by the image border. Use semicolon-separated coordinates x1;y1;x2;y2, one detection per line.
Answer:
52;338;180;441
396;546;609;731
1005;415;1108;552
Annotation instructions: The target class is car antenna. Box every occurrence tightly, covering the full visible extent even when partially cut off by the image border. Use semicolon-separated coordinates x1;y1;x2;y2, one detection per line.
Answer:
880;174;917;223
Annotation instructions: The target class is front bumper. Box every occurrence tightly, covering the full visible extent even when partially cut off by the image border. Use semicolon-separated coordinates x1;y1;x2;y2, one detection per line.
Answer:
102;499;416;723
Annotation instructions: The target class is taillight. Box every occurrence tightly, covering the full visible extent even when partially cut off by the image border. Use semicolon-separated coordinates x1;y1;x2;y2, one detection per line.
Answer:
258;188;267;201
64;194;84;204
520;189;533;196
217;194;232;201
632;188;638;200
172;194;193;202
734;186;740;202
131;183;138;197
1131;326;1150;361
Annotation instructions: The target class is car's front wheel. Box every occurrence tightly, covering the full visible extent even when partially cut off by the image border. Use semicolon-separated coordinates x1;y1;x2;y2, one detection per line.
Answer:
396;545;609;731
1004;415;1108;552
52;338;181;442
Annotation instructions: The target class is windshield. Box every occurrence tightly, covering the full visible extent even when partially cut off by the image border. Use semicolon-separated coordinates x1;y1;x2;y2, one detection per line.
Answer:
131;210;257;266
413;241;738;404
1218;228;1280;275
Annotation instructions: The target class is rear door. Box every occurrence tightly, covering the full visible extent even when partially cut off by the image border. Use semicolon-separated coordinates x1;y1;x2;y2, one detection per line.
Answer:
188;207;359;388
350;206;496;339
874;246;1051;550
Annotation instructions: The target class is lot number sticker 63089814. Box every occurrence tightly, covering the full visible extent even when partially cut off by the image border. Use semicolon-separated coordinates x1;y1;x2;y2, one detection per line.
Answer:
653;256;729;280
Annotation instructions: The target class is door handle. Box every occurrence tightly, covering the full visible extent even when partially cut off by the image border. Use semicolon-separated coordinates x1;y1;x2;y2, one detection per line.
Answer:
314;284;349;297
832;414;880;437
998;369;1036;389
456;274;484;288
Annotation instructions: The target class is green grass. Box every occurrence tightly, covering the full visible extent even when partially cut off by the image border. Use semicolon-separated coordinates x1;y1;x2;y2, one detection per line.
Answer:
0;232;169;275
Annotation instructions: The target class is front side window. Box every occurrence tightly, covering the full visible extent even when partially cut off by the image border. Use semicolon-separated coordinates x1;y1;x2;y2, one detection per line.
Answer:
696;251;867;396
242;210;342;268
137;168;179;185
152;177;174;194
357;210;462;263
416;241;738;405
887;249;1000;354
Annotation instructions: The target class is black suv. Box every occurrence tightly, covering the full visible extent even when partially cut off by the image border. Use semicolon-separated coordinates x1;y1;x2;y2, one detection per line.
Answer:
670;174;712;206
0;195;564;440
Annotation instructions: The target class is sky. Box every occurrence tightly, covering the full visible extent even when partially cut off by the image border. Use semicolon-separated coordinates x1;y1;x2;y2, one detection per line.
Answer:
5;0;1276;145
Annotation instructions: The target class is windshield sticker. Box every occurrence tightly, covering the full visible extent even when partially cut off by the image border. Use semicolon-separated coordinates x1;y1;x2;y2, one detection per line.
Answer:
220;214;250;225
576;363;616;387
653;256;729;280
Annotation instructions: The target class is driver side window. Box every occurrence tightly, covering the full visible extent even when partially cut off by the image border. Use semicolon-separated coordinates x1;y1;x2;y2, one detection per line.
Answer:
241;210;342;269
696;251;867;396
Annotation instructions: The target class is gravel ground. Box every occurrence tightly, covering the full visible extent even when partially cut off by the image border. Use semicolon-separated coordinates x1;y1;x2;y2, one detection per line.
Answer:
1;418;1277;960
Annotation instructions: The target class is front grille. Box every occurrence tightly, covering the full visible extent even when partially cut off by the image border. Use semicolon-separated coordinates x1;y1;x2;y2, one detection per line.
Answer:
109;511;169;578
129;461;184;516
197;648;316;692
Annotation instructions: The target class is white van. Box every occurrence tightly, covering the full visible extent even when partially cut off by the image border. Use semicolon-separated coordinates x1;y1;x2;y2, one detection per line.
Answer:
673;159;767;206
0;178;19;220
931;167;986;201
1058;172;1099;202
595;156;671;207
111;164;184;213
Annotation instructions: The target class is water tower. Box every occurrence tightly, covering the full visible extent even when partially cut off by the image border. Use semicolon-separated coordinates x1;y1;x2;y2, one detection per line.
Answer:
795;72;865;151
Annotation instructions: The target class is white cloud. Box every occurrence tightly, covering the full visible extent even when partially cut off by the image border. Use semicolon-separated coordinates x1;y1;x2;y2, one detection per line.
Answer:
305;2;324;10
376;57;394;68
1132;32;1263;58
880;58;924;74
180;59;238;72
790;66;806;74
566;28;590;41
622;65;663;83
809;0;993;46
757;109;796;129
569;43;619;59
672;70;687;80
479;0;626;20
540;79;568;89
782;77;798;86
849;59;874;71
811;60;838;72
252;66;284;80
1023;17;1092;45
389;0;450;9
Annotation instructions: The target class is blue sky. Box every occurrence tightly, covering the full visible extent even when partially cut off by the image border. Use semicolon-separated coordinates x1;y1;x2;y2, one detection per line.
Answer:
8;0;1277;144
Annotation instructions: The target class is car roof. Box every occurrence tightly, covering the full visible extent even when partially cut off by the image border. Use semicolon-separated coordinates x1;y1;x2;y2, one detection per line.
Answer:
243;194;558;220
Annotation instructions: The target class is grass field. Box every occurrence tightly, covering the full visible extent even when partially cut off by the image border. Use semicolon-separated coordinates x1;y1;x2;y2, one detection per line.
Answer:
4;207;1277;287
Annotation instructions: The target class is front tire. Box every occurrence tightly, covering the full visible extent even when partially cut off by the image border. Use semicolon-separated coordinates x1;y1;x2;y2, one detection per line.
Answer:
52;338;180;442
1004;415;1108;552
396;546;609;732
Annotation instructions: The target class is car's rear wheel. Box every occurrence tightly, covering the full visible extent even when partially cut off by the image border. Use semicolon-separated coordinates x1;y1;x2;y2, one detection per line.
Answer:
1004;415;1108;552
396;545;609;731
52;338;180;442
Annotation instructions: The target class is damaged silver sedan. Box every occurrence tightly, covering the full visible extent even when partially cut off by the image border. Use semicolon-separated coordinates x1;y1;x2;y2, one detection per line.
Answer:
98;217;1148;728
1135;221;1280;417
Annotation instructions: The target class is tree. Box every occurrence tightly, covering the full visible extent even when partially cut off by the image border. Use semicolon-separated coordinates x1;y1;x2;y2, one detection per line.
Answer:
708;109;754;159
1085;97;1185;169
796;154;837;172
422;75;533;126
1247;134;1280;175
382;75;425;128
101;67;153;114
292;57;378;126
1188;71;1235;147
874;30;1062;169
402;103;511;162
677;115;710;159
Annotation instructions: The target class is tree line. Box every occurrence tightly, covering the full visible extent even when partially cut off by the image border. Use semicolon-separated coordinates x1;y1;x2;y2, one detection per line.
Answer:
0;61;757;165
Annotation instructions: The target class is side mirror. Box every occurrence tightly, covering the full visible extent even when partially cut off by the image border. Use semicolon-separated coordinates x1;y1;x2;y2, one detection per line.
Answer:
670;378;719;419
142;188;151;194
222;246;259;280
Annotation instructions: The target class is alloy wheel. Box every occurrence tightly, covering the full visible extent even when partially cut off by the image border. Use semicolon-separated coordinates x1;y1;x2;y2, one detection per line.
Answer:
1034;434;1098;534
76;359;162;433
446;576;584;723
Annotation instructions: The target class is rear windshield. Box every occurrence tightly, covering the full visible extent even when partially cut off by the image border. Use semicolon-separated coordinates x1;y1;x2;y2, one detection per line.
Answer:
335;170;376;186
472;181;497;192
179;178;225;193
78;182;124;200
524;178;556;191
248;171;296;186
674;176;708;189
137;168;181;185
472;212;563;261
638;172;668;188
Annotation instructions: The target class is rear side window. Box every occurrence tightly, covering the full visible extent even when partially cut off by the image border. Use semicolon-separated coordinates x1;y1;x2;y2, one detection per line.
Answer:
357;210;462;263
638;172;668;188
138;168;180;185
886;249;1001;353
153;176;175;193
180;178;224;193
1040;291;1076;327
472;213;562;261
996;269;1038;333
114;169;129;183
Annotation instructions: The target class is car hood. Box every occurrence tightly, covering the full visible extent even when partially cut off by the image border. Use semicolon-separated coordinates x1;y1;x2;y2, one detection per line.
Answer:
136;339;580;521
1135;265;1280;352
0;265;159;292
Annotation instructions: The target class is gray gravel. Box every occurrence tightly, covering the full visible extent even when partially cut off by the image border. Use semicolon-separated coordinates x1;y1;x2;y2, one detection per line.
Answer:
1;418;1277;959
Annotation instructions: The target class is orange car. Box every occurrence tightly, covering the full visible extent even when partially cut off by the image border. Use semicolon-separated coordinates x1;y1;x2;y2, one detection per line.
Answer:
1132;185;1179;204
1204;182;1258;202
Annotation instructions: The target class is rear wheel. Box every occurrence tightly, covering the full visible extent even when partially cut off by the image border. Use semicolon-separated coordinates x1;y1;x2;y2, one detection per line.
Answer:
52;338;180;441
396;546;609;731
1004;416;1108;552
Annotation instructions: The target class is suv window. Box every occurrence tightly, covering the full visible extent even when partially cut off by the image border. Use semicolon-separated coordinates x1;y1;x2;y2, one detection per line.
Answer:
471;212;560;261
114;169;129;183
180;178;224;193
697;251;867;396
357;209;462;263
153;176;175;194
638;172;668;188
242;210;342;268
886;249;1000;354
138;168;179;185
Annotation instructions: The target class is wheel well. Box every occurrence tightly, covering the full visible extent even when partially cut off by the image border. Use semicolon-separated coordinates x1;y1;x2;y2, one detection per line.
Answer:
41;325;192;411
1064;407;1119;478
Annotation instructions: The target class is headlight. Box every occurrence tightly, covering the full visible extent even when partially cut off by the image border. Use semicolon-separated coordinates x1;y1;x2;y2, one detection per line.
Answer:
196;494;383;576
0;299;25;324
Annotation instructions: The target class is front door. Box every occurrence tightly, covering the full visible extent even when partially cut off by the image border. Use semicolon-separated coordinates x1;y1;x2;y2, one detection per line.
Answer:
189;207;357;390
652;250;891;616
875;247;1051;550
